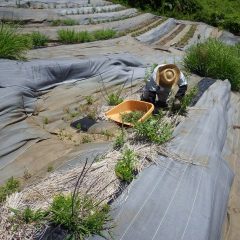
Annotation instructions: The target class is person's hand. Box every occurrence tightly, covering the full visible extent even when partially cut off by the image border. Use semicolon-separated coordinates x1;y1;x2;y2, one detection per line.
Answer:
173;98;181;109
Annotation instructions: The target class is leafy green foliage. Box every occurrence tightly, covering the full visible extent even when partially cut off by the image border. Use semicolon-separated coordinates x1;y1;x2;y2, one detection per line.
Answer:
115;148;137;182
178;87;198;115
31;32;49;47
0;177;20;203
113;131;125;150
50;194;111;239
0;23;32;60
134;114;173;144
112;0;240;35
184;39;240;91
11;207;48;224
85;96;94;105
106;93;123;106
57;29;116;44
76;123;82;130
121;111;144;124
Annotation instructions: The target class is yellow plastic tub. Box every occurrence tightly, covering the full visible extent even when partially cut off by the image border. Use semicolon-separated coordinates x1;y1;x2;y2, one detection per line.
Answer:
105;100;154;126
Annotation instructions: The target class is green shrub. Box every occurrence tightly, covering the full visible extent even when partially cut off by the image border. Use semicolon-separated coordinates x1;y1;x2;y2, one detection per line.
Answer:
183;39;240;91
0;23;32;60
115;148;137;182
134;115;173;144
31;32;48;47
50;194;111;239
106;93;123;106
0;177;20;203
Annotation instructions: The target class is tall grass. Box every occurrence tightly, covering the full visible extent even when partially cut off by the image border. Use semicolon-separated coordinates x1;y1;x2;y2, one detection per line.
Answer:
57;29;116;44
0;23;32;60
183;39;240;91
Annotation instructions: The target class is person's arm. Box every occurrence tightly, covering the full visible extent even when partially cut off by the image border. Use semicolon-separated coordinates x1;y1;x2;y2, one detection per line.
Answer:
141;72;158;104
176;72;188;100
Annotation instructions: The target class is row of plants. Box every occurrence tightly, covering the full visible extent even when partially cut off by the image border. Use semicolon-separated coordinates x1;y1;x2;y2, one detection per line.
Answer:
57;28;116;44
0;23;117;60
110;0;240;35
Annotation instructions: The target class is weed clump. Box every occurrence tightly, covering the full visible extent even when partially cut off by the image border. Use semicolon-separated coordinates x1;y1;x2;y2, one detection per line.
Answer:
31;31;49;48
0;177;20;203
134;115;173;144
85;96;94;105
115;148;137;182
50;194;111;239
183;39;240;91
121;111;144;124
11;207;47;224
107;93;123;106
113;131;125;150
178;87;198;115
0;23;32;60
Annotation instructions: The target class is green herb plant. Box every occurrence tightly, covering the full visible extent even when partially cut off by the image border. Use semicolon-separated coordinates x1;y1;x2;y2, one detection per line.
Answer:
115;148;137;182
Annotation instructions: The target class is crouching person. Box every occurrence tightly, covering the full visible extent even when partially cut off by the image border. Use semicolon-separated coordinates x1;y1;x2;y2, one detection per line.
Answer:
141;64;187;109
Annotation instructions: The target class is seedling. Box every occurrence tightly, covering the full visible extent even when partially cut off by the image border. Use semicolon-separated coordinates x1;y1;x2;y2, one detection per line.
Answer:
113;131;125;150
85;96;94;105
47;165;54;172
44;117;49;124
76;123;81;130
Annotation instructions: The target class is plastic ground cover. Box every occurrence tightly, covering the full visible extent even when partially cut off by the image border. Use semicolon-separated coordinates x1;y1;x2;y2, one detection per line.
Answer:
91;80;234;240
0;54;145;183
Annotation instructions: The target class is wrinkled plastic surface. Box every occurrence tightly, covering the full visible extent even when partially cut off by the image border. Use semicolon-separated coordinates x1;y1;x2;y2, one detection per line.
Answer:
0;54;145;174
91;80;234;240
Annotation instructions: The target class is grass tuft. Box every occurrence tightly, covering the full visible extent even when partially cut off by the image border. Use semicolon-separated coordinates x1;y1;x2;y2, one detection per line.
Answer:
0;177;20;203
0;23;32;60
31;32;49;48
183;39;240;91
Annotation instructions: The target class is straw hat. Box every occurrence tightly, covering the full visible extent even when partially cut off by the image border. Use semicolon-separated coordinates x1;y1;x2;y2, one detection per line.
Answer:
156;64;180;88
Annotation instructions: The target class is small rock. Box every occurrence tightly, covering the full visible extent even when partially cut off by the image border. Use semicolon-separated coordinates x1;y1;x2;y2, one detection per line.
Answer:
88;121;120;134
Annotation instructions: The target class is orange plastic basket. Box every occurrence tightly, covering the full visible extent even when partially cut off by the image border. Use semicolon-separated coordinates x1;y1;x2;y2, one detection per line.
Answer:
105;100;154;126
